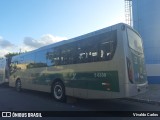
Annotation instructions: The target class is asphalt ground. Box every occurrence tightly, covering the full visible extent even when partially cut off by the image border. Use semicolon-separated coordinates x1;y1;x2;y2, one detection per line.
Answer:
127;84;160;105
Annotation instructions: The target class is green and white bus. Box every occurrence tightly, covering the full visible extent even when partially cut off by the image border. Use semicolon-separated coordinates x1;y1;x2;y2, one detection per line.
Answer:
9;23;148;102
0;58;6;84
0;58;9;85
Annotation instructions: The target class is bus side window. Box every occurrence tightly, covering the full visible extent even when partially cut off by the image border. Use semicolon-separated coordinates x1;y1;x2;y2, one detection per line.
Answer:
47;47;62;66
61;46;70;65
100;41;113;60
10;61;18;74
46;48;55;66
78;41;89;63
35;50;47;67
88;49;98;62
53;48;61;66
99;30;117;61
25;53;36;69
77;36;99;63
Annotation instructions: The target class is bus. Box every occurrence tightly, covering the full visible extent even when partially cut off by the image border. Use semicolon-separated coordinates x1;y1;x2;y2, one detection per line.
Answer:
9;23;148;102
0;58;9;85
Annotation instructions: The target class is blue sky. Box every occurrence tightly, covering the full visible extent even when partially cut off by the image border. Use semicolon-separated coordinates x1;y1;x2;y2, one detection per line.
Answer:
0;0;125;57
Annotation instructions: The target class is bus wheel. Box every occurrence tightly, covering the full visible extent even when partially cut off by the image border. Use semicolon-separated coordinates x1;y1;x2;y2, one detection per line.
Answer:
16;80;21;92
52;81;66;102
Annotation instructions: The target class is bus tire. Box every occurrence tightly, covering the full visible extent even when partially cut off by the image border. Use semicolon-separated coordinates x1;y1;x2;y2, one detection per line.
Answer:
51;80;66;102
16;79;22;92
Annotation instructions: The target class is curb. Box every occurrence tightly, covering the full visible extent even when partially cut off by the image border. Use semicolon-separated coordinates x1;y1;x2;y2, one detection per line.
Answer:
124;98;160;106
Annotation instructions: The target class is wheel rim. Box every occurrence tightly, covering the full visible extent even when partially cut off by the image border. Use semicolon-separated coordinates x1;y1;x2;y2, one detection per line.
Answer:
54;84;63;100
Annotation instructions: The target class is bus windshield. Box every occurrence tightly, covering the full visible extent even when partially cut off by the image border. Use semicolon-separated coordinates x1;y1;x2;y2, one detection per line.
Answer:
127;28;143;53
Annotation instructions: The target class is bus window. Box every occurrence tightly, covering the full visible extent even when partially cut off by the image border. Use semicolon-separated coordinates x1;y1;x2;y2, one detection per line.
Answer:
10;60;18;74
88;46;98;62
100;41;112;60
77;36;99;63
60;44;76;65
78;42;84;63
47;47;61;66
127;28;143;53
52;48;61;66
46;48;55;66
35;50;47;67
25;53;36;69
77;40;89;63
99;30;117;61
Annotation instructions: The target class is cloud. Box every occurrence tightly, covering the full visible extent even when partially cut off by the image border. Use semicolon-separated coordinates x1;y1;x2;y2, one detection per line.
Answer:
0;36;15;49
22;34;67;51
40;34;67;44
0;34;67;57
0;49;9;58
23;37;44;48
0;36;17;58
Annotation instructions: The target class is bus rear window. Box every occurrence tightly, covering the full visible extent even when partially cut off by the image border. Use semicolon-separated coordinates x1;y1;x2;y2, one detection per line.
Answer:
127;28;143;53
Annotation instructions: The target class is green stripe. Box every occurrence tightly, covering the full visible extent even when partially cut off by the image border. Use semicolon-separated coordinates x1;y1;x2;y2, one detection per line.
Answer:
31;71;119;92
65;71;119;92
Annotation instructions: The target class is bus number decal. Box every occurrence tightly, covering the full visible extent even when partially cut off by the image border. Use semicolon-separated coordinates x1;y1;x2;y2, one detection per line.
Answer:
94;72;107;78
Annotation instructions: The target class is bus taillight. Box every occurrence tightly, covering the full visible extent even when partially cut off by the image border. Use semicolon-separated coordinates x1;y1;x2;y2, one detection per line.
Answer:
102;82;111;91
126;57;133;83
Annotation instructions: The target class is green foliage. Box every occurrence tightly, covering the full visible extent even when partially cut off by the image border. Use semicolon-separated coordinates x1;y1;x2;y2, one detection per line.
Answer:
5;51;28;58
5;52;19;58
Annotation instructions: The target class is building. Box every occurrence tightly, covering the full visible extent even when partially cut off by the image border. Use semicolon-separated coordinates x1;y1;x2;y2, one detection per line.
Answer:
132;0;160;83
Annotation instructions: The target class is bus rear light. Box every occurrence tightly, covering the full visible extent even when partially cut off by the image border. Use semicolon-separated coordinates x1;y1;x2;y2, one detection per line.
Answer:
126;57;133;83
102;82;111;91
102;82;110;86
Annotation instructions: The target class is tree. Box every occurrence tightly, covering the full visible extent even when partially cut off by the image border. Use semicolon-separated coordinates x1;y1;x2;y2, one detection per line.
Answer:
5;52;20;58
